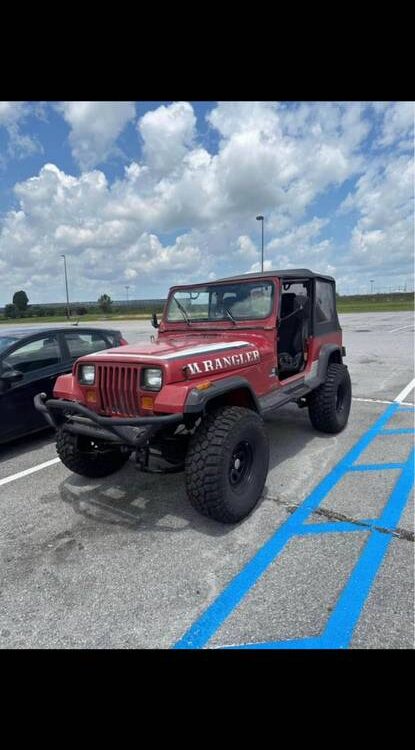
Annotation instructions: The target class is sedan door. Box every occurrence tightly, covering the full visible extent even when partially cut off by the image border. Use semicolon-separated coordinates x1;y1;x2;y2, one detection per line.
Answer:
0;333;64;442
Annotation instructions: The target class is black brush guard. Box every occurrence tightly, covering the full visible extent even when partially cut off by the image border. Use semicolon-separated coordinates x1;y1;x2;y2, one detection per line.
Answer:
34;393;184;448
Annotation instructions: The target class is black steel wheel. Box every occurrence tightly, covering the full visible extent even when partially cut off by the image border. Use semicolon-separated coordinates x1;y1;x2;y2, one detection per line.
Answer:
185;406;269;523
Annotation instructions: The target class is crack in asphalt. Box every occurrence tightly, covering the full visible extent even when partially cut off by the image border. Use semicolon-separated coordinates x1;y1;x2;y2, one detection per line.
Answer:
264;494;414;542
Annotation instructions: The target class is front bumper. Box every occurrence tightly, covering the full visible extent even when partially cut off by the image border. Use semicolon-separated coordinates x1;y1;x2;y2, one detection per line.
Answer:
34;393;184;446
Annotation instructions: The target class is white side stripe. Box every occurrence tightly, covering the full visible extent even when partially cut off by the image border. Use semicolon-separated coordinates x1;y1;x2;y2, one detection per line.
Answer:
86;341;251;361
160;341;251;359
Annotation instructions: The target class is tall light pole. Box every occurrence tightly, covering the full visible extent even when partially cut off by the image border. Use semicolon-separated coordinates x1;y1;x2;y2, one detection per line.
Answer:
370;279;374;295
256;215;264;272
125;285;130;308
61;254;70;319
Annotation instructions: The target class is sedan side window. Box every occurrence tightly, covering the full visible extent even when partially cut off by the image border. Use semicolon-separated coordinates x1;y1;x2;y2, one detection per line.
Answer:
65;332;110;359
3;336;61;374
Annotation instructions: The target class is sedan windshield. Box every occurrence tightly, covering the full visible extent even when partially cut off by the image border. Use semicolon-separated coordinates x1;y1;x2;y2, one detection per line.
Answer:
167;281;274;323
0;336;18;353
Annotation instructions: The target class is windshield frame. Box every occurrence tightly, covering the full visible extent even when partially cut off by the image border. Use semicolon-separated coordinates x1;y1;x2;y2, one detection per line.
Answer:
165;279;277;325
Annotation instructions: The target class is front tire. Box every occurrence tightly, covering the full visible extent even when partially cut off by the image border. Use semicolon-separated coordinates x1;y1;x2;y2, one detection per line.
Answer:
185;406;269;524
308;362;352;434
56;428;130;478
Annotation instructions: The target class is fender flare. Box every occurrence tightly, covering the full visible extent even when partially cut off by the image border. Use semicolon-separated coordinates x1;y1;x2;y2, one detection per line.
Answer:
316;344;344;382
183;375;261;415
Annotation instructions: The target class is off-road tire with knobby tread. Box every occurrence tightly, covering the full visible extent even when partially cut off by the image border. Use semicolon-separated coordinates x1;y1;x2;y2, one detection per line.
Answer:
56;427;130;478
308;362;352;434
185;406;269;524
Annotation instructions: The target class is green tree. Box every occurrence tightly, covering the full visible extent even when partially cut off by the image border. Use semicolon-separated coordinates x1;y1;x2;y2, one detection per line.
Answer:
30;305;46;317
13;290;29;313
98;294;112;313
4;303;18;319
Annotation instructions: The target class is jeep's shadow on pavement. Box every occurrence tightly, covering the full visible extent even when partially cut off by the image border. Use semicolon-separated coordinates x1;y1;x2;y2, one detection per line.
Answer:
59;466;232;538
59;403;334;534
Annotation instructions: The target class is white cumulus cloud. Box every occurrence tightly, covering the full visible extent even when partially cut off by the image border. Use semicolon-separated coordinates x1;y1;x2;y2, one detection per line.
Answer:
0;101;44;162
377;101;414;148
138;101;196;173
58;101;136;170
0;101;413;303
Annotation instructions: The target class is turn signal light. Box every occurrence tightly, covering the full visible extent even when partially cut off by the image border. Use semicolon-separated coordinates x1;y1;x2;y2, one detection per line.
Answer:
86;390;97;403
195;381;212;391
140;395;154;411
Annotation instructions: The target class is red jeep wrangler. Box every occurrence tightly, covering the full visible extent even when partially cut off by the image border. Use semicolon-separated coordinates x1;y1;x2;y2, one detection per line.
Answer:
35;269;351;523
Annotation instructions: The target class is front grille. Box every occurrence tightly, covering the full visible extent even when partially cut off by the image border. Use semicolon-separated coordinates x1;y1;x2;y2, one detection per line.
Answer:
97;364;141;416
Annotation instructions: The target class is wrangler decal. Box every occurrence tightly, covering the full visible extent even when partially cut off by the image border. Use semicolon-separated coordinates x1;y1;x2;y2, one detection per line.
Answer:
186;349;260;375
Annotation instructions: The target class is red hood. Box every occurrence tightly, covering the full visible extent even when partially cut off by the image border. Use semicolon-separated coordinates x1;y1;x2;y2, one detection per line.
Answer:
78;331;274;382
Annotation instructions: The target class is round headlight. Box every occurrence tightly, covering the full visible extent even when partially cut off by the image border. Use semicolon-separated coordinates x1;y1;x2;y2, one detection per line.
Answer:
79;364;95;385
143;367;162;390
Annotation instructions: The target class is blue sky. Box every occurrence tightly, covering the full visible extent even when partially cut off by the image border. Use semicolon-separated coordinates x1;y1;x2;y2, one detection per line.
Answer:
0;101;413;305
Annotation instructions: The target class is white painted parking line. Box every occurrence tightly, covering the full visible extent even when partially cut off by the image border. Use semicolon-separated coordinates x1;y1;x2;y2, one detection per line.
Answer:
353;397;414;406
394;378;415;403
0;457;60;487
388;324;414;334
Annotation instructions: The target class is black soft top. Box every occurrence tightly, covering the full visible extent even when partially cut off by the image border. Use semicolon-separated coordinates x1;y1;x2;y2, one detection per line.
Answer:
215;269;335;283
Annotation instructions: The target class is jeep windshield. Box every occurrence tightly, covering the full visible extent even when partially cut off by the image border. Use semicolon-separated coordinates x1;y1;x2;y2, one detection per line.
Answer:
166;281;274;323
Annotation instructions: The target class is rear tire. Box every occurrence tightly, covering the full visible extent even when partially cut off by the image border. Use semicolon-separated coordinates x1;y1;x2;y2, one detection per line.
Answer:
56;428;130;478
308;362;352;434
185;406;269;524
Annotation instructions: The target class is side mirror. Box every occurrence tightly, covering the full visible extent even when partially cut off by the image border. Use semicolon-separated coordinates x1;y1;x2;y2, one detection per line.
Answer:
151;312;160;329
0;369;24;385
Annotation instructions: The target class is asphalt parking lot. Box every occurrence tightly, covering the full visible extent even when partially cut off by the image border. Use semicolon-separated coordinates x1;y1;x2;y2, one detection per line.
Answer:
0;312;414;649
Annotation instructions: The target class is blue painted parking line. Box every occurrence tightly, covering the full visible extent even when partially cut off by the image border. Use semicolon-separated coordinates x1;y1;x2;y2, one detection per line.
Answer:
320;451;414;649
348;463;405;471
173;401;414;649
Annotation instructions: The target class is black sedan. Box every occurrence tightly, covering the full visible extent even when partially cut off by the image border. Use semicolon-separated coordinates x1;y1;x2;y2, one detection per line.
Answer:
0;325;127;444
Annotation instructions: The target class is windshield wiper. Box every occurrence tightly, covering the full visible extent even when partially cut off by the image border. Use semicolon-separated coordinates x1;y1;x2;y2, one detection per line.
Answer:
223;306;236;324
174;298;191;325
